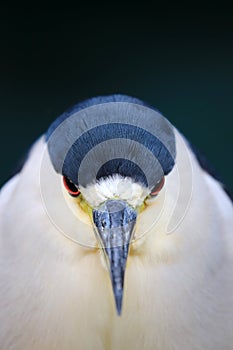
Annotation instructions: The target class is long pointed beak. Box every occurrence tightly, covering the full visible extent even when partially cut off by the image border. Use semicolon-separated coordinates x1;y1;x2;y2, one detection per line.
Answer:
93;200;137;315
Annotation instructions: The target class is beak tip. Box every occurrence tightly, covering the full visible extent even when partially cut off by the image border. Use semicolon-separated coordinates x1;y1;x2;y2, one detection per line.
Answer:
116;308;122;316
115;294;123;316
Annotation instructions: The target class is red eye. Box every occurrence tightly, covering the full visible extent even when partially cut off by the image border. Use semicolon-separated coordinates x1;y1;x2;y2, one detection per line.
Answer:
150;176;165;197
63;176;81;197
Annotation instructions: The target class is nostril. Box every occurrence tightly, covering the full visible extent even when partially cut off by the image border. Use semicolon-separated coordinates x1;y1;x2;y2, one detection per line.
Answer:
101;220;107;229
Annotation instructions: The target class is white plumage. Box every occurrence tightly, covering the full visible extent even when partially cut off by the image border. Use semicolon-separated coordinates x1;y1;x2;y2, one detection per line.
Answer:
0;104;233;350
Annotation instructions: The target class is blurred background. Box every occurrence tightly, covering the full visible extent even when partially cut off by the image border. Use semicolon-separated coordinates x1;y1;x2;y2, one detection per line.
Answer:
0;6;232;189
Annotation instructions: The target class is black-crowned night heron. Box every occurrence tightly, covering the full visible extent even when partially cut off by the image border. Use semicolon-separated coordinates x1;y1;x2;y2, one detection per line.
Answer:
0;95;233;350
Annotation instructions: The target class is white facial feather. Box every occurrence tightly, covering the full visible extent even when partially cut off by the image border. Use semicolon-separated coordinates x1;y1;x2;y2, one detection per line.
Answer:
80;174;150;208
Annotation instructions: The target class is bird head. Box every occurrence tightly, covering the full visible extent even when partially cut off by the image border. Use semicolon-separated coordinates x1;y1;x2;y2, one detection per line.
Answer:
45;94;176;315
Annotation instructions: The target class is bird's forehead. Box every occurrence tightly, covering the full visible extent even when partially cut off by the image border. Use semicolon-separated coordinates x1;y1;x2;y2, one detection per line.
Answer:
47;99;176;188
80;174;150;208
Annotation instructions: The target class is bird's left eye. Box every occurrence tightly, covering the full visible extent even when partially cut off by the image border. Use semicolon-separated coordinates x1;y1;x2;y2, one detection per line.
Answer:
150;176;165;197
63;176;81;197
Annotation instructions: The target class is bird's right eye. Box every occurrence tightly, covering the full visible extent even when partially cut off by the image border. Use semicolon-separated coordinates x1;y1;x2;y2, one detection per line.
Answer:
63;176;81;197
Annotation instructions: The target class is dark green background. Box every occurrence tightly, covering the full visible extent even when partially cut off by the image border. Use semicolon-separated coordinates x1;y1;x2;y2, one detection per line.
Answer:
1;8;232;189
